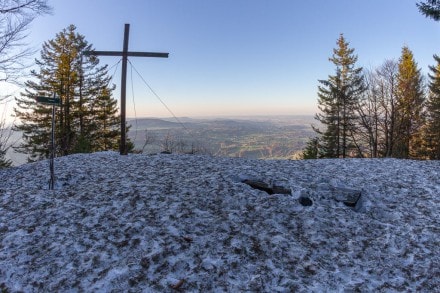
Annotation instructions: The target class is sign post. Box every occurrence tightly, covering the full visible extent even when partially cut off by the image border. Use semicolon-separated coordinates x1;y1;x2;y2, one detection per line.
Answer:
35;94;61;190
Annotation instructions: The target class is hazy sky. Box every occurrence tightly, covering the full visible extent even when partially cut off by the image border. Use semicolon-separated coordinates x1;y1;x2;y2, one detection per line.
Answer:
4;0;440;119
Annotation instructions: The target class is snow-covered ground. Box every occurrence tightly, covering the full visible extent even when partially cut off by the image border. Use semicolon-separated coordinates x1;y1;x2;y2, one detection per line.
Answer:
0;152;439;292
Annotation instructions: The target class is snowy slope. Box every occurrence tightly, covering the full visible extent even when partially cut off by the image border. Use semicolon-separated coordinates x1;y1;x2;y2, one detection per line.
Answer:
0;152;439;292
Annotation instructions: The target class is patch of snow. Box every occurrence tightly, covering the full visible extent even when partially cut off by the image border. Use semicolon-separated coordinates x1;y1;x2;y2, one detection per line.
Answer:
0;152;439;291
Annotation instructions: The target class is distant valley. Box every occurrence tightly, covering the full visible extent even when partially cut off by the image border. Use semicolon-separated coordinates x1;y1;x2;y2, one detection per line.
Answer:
5;115;316;166
127;115;316;159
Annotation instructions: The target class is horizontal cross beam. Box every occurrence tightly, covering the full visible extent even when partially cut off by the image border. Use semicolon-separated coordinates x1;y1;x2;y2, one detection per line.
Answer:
83;50;169;58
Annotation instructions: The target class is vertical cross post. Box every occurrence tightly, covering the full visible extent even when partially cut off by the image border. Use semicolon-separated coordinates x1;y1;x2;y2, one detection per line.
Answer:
83;24;169;155
120;24;130;155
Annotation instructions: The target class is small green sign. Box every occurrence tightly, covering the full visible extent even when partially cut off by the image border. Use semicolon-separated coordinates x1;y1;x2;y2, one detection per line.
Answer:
36;96;61;105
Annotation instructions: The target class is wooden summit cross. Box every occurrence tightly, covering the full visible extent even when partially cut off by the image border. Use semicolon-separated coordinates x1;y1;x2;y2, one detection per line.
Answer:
84;23;169;155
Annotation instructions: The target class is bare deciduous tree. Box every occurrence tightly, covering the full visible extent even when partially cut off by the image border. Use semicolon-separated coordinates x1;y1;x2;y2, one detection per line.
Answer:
0;0;51;167
160;132;176;153
141;129;156;153
355;68;382;157
188;140;211;155
355;60;401;158
0;0;51;84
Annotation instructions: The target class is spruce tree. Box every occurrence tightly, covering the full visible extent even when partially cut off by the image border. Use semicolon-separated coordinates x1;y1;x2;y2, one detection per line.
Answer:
425;54;440;159
313;34;365;158
14;25;120;161
314;70;339;158
394;46;425;159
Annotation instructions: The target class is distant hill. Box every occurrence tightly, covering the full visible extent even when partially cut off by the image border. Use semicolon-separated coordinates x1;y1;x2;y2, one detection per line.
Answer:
128;118;184;129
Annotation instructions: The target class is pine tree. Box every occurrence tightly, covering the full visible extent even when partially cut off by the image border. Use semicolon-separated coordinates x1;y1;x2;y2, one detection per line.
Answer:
417;0;440;21
425;54;440;159
14;25;120;161
394;46;425;159
313;34;365;158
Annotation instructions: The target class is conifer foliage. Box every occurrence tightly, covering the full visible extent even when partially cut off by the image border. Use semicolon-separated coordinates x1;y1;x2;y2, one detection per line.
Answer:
425;55;440;159
417;0;440;21
0;129;12;169
394;46;425;158
0;149;11;168
0;111;13;168
313;34;365;158
302;137;319;159
14;25;120;161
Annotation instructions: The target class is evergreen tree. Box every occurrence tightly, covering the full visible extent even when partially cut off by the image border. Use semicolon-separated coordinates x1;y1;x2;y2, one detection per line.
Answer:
302;137;320;159
0;148;11;168
417;0;440;21
314;70;339;158
313;34;365;158
394;46;425;159
0;112;13;168
88;88;120;151
14;25;120;161
425;54;440;159
0;132;12;167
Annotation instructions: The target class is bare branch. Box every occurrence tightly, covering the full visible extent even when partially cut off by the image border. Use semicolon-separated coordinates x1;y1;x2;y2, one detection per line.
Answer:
0;0;51;83
0;0;51;15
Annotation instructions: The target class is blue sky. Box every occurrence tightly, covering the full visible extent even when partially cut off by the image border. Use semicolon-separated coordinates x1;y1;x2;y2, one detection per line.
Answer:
8;0;440;118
